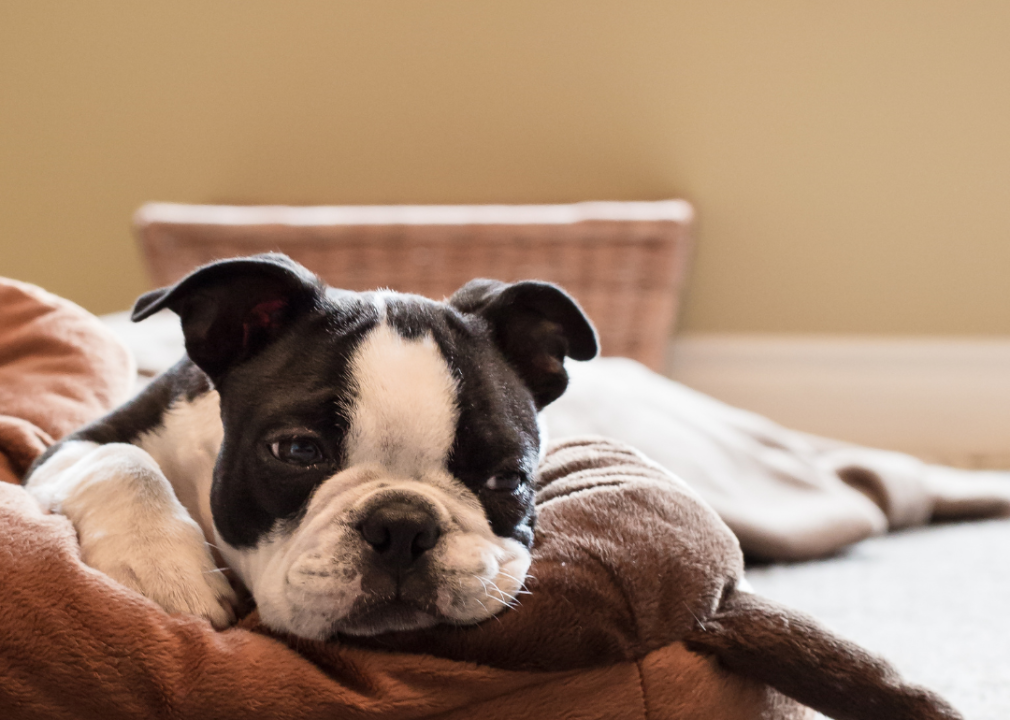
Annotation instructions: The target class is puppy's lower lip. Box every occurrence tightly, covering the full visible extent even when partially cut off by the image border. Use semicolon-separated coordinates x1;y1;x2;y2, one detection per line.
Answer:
335;599;440;636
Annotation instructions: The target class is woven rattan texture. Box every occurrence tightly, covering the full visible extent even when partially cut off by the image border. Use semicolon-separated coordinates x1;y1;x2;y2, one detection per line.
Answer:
136;211;692;370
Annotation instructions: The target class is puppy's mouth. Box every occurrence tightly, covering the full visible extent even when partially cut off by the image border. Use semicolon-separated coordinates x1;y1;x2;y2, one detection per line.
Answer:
334;597;441;636
332;561;442;636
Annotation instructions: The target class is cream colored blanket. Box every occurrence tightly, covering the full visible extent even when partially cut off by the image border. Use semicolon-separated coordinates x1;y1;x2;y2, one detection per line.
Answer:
546;358;1010;560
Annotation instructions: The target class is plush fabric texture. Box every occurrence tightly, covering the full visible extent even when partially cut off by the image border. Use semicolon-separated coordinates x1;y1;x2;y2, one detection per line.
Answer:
0;436;962;719
544;357;1010;560
1;439;807;720
0;279;133;483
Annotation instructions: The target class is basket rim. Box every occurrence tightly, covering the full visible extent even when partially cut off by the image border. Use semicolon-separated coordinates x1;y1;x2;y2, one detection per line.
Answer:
134;200;693;230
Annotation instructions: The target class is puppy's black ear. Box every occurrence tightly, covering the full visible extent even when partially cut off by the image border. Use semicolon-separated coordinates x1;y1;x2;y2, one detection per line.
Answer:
451;279;598;409
132;253;324;380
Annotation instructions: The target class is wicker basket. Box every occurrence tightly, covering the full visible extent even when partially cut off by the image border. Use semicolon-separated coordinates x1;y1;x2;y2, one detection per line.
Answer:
133;201;693;371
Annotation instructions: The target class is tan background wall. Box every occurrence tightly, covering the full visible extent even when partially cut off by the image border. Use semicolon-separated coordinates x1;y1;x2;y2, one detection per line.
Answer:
2;1;1008;333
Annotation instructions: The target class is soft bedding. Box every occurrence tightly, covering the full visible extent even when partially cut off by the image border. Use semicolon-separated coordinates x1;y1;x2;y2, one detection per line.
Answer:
0;279;132;483
2;437;814;720
0;278;968;718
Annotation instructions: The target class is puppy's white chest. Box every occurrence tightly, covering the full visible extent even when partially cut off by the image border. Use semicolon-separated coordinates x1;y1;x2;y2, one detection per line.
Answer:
137;391;223;541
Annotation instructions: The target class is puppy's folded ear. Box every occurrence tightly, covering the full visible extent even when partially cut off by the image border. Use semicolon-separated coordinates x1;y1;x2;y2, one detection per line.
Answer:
451;279;598;409
132;253;324;380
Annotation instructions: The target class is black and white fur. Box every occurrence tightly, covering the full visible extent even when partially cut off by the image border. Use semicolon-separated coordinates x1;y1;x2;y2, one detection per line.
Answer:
26;254;597;639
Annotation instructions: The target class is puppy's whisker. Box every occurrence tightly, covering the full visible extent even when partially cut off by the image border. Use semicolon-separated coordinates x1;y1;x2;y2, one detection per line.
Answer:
474;575;510;608
484;578;512;606
472;595;489;615
496;570;527;586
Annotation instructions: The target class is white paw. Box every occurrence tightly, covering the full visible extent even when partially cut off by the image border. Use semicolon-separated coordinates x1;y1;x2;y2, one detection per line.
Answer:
81;512;238;629
30;441;239;629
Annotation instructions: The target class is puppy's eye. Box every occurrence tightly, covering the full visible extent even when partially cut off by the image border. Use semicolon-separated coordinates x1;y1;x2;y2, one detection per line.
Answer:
270;437;325;466
485;472;523;492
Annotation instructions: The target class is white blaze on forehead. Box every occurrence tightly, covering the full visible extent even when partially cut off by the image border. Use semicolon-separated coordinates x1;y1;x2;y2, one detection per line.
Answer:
345;322;459;476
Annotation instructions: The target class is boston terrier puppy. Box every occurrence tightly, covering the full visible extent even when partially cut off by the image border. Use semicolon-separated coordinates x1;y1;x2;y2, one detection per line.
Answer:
25;254;597;639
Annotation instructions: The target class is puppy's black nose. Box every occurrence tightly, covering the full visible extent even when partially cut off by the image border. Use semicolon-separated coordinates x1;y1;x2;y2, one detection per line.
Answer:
359;503;441;569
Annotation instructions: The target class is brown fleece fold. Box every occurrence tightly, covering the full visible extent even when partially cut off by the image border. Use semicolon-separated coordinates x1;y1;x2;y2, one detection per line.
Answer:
0;278;133;481
0;431;962;719
684;590;962;720
0;441;799;720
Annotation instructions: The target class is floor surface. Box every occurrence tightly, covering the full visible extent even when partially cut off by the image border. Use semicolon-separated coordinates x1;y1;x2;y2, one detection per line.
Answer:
747;518;1010;720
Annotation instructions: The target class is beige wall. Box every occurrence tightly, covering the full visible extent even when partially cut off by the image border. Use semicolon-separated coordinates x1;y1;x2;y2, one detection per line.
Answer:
2;1;1008;333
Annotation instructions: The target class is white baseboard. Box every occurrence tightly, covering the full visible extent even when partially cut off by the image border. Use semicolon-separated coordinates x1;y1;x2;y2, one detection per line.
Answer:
665;334;1010;467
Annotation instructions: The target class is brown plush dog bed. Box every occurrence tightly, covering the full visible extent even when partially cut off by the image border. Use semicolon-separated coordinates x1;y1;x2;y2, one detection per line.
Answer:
0;278;959;719
0;439;959;720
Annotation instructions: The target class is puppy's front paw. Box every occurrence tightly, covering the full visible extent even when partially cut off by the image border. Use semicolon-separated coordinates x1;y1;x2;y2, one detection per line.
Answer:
29;441;238;628
81;514;239;629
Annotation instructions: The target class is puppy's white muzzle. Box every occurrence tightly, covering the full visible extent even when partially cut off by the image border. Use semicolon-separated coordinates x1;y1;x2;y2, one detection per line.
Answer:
220;464;532;640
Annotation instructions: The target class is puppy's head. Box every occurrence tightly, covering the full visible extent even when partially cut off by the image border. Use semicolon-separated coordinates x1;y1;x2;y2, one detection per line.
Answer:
133;253;597;639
